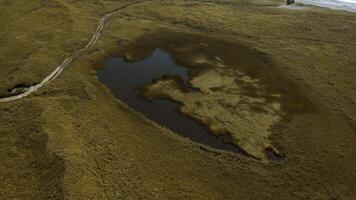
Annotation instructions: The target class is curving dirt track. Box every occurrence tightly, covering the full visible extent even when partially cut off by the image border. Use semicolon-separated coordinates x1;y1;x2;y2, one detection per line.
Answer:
0;1;151;103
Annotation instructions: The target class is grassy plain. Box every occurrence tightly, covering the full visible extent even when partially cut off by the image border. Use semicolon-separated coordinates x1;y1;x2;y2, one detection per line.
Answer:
0;0;355;199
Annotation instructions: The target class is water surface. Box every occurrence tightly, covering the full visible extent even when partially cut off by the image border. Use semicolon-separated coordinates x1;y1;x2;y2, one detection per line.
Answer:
97;49;243;153
97;31;314;160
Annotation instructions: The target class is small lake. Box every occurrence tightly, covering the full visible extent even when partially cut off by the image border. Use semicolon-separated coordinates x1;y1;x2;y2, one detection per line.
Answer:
96;31;314;160
97;49;243;153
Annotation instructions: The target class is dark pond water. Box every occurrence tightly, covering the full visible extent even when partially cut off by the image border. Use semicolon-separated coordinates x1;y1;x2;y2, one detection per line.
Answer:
97;49;243;153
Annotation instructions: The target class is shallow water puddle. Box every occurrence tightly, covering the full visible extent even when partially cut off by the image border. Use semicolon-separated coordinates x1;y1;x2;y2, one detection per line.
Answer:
97;32;313;160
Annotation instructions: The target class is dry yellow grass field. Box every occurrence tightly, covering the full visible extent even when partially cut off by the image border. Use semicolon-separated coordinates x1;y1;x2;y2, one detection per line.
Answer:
0;0;355;199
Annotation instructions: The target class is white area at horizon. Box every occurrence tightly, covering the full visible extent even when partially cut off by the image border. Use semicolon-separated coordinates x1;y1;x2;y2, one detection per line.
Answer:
296;0;356;12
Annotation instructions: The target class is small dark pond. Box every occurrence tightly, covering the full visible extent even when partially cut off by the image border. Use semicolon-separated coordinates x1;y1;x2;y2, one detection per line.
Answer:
96;31;315;160
97;49;243;153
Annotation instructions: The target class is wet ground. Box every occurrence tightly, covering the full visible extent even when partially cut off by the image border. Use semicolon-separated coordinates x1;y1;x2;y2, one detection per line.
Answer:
97;49;244;153
97;32;314;160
